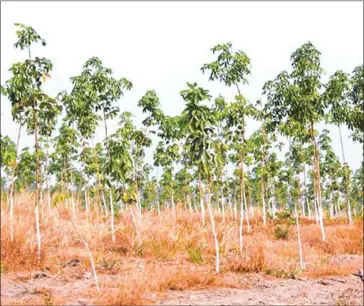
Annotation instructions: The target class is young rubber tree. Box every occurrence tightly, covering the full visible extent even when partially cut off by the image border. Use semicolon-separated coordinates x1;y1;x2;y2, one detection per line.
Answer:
181;82;220;273
323;71;353;223
1;23;48;244
0;135;17;240
80;57;132;223
53;122;80;221
263;42;329;241
1;27;61;260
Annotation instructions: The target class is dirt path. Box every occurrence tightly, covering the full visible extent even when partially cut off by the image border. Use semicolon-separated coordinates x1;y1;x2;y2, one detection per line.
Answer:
158;275;363;305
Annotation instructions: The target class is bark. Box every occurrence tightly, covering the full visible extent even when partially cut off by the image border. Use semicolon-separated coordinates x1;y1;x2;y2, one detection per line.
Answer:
310;122;326;241
9;124;22;241
294;200;305;270
233;184;238;220
207;174;220;273
221;187;225;223
304;164;310;219
339;125;352;224
101;189;108;218
261;128;267;226
239;161;245;253
171;191;176;219
34;111;41;261
103;111;115;241
109;189;115;242
198;172;206;226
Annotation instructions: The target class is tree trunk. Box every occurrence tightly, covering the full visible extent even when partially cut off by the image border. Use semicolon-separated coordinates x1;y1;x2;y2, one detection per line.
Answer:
233;183;237;220
220;187;225;223
261;177;267;227
304;164;310;219
339;125;352;224
207;174;220;273
109;189;115;242
101;189;108;218
294;200;305;270
297;175;305;217
171;190;176;219
198;172;206;226
9;124;22;242
34;111;41;261
239;161;245;253
310;123;326;241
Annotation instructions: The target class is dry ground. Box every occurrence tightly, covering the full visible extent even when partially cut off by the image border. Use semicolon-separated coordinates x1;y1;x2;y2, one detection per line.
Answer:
1;195;363;305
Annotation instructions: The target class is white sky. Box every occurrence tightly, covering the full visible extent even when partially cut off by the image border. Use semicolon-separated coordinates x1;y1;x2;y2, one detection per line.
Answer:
1;1;363;173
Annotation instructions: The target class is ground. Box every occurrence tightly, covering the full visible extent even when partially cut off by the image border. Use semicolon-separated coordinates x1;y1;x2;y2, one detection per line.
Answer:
1;255;363;305
1;200;363;305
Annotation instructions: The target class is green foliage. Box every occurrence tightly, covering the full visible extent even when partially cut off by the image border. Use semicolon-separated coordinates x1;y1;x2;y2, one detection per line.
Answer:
186;245;204;265
273;225;289;240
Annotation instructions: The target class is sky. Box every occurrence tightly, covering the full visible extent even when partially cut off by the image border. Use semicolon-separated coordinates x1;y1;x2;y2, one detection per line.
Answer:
1;1;363;174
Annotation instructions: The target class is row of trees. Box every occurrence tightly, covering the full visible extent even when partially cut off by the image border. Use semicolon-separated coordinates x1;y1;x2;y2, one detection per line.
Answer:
1;24;363;271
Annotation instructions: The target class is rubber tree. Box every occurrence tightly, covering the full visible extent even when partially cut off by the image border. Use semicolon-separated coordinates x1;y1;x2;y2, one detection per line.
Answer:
53;122;80;221
61;68;102;220
323;71;353;223
180;82;220;273
153;141;179;218
104;117;134;241
0;135;17;240
2;53;61;262
79;57;132;226
347;65;364;145
0;23;48;244
263;42;328;241
318;130;342;218
15;147;37;193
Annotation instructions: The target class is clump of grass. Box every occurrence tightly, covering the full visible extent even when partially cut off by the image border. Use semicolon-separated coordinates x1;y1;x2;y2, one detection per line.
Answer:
186;244;204;265
227;246;266;273
264;266;300;279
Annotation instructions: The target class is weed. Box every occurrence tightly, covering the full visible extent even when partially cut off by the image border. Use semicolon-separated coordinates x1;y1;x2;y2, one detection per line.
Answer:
186;245;204;265
273;225;289;240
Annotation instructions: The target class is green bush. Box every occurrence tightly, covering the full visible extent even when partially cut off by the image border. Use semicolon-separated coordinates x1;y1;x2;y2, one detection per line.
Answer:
186;245;204;265
273;225;289;240
276;209;292;220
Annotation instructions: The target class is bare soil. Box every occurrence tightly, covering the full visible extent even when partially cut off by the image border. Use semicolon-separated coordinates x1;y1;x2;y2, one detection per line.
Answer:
1;270;363;305
159;275;363;305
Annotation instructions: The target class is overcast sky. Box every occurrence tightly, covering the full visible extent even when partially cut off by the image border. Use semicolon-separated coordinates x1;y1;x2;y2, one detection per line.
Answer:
1;1;363;173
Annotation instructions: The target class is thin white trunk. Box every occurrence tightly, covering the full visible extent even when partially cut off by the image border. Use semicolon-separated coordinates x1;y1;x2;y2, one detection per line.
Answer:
262;185;267;227
101;190;108;218
207;180;220;273
35;204;41;261
9;196;14;241
171;192;176;219
294;202;305;270
329;192;334;219
70;219;100;293
199;176;206;226
221;188;225;223
243;191;250;233
40;187;44;219
84;184;89;219
239;193;244;253
339;126;352;224
109;189;115;242
71;190;76;222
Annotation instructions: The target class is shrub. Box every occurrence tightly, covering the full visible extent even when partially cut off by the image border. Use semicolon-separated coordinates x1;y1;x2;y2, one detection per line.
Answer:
276;209;292;220
273;225;289;240
186;245;204;265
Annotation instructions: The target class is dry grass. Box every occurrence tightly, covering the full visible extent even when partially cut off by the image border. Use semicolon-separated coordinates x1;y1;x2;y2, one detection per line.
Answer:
1;193;363;305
